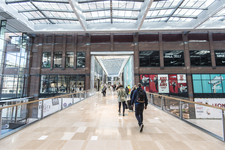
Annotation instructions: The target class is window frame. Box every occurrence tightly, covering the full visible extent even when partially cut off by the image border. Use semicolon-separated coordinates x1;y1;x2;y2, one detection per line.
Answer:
65;51;74;68
189;50;211;67
42;52;51;68
163;50;185;67
139;50;160;67
76;51;86;68
53;51;62;68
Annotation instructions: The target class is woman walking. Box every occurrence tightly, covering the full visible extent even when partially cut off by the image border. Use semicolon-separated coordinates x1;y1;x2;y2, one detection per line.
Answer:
118;85;126;116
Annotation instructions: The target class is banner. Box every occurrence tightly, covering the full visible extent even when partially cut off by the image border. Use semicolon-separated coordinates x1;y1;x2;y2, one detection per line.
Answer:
158;74;169;93
169;74;178;93
195;98;224;119
177;74;187;93
149;74;158;93
140;74;149;87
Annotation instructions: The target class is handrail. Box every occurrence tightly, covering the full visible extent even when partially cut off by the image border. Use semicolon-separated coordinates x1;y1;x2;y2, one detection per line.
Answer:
0;89;93;110
146;92;225;111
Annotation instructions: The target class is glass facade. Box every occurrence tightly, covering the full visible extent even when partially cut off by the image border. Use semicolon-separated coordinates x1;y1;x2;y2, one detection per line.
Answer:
42;52;51;68
214;50;225;66
5;53;20;68
65;52;74;68
164;50;184;67
139;51;160;67
40;75;85;95
54;52;62;68
77;52;85;68
190;50;211;66
0;20;6;73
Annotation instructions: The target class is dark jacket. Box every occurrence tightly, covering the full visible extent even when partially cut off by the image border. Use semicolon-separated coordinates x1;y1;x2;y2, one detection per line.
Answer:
125;87;129;95
131;87;148;106
130;89;135;100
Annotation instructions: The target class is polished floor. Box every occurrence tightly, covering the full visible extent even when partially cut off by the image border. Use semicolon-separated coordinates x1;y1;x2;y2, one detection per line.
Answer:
0;91;225;150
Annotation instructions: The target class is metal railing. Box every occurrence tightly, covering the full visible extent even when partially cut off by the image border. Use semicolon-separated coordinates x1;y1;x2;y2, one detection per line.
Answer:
146;92;225;142
0;89;96;139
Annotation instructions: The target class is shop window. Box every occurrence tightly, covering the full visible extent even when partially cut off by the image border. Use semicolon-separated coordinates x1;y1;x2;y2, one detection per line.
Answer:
190;50;211;66
215;50;225;66
77;52;85;68
66;52;74;68
54;52;62;68
163;50;184;67
42;52;51;68
1;75;18;99
10;36;21;45
5;52;20;68
40;75;85;95
139;51;160;67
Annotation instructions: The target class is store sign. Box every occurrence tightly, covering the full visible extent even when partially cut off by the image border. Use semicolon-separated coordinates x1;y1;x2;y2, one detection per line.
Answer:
195;98;224;119
158;74;169;93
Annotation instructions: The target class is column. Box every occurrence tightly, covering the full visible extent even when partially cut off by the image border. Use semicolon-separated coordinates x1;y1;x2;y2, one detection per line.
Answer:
133;33;139;85
208;31;216;69
159;32;164;69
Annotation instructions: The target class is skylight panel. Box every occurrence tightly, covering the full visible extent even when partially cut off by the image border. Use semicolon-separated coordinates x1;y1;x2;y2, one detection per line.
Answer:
50;3;60;10
216;9;225;16
10;3;24;11
98;11;105;17
160;17;168;21
133;2;142;9
19;2;35;10
163;1;173;8
126;2;134;9
58;3;68;10
193;1;204;7
118;1;127;9
125;11;132;17
185;1;196;7
150;2;157;9
112;1;119;8
185;9;195;16
165;9;174;15
91;11;98;18
23;12;34;19
147;11;153;17
88;2;97;9
84;12;92;18
200;0;216;9
96;2;104;9
80;3;89;10
156;1;166;8
158;10;167;16
32;20;41;24
192;9;203;16
152;10;159;17
171;0;180;7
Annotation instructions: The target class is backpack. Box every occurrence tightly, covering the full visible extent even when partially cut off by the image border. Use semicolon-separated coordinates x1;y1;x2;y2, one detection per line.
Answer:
136;89;145;103
119;89;126;101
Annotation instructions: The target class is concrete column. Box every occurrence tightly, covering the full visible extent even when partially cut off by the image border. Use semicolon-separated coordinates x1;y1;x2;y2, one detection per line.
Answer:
133;33;139;85
85;34;91;90
182;32;193;101
208;31;216;68
90;55;95;89
74;34;77;69
50;34;55;69
159;32;164;69
62;34;66;69
110;33;113;51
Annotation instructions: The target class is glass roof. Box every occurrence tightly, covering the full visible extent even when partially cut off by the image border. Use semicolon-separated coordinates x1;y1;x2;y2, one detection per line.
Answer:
4;0;224;30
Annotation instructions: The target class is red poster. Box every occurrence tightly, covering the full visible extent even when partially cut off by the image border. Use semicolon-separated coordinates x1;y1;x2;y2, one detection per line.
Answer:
140;74;149;87
169;74;178;93
149;74;158;93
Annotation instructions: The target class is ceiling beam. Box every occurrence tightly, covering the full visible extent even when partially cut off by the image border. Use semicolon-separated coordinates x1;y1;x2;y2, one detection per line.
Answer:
191;0;225;29
28;18;78;21
5;0;69;4
86;16;137;21
69;0;87;31
78;0;144;3
110;0;112;23
83;8;141;12
165;0;185;22
30;1;54;24
145;16;197;19
136;0;153;30
18;9;74;13
150;7;207;11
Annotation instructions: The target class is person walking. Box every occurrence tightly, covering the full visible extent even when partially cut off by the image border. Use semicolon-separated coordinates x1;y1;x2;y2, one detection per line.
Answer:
117;85;127;116
131;83;148;132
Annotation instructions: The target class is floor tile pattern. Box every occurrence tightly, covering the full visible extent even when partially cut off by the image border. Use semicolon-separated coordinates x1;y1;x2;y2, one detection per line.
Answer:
0;91;225;150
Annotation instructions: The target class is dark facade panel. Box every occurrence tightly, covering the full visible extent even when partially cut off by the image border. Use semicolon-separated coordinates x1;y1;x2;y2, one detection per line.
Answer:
55;36;63;43
213;42;225;50
91;35;110;43
163;42;184;50
77;44;87;51
66;35;73;43
189;42;210;50
114;43;134;51
77;35;87;43
114;35;133;43
90;44;110;51
45;36;52;43
139;34;159;42
212;33;225;41
139;43;159;50
188;33;209;41
162;34;182;42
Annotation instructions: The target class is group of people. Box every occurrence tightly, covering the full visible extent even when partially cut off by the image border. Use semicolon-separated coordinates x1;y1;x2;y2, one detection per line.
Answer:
117;83;148;132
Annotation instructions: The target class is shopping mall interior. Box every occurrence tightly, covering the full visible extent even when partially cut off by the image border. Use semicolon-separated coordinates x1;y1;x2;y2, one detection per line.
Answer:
0;0;225;149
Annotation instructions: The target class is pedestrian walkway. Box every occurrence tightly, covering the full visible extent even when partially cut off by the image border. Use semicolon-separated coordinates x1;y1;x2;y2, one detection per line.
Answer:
0;90;225;150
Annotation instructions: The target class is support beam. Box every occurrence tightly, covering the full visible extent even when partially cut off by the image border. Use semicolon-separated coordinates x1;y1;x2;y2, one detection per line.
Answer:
28;18;78;21
165;0;185;22
191;0;225;29
83;8;141;12
110;0;112;24
136;0;153;30
145;16;197;20
86;16;137;21
78;0;144;3
69;0;87;31
6;0;69;4
18;9;74;13
30;1;54;24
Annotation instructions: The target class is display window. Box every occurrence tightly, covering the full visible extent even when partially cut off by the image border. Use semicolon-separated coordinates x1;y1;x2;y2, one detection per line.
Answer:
163;50;184;67
190;50;211;66
66;52;74;68
54;52;62;68
192;74;225;94
139;51;160;67
214;50;225;66
77;52;85;68
42;52;51;68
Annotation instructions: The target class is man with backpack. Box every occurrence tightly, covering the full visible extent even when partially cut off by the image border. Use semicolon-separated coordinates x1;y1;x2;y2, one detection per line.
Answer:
131;83;148;132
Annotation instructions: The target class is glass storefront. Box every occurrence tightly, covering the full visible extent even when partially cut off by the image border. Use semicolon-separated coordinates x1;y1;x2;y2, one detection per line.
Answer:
66;52;74;68
215;50;225;66
54;52;62;68
139;51;160;67
77;52;85;68
190;50;211;66
42;52;51;68
164;50;184;67
40;75;85;95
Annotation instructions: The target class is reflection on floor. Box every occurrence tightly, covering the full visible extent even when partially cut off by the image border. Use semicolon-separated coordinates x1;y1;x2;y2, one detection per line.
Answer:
0;90;225;150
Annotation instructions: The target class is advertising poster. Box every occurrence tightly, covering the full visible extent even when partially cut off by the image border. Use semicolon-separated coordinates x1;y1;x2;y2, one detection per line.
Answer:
169;74;178;93
140;74;149;87
149;74;158;93
209;74;223;93
177;74;187;93
158;74;169;93
195;98;224;119
38;98;61;118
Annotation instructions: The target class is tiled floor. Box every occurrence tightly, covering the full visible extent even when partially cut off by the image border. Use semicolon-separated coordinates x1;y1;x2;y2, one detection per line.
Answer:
0;91;225;150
